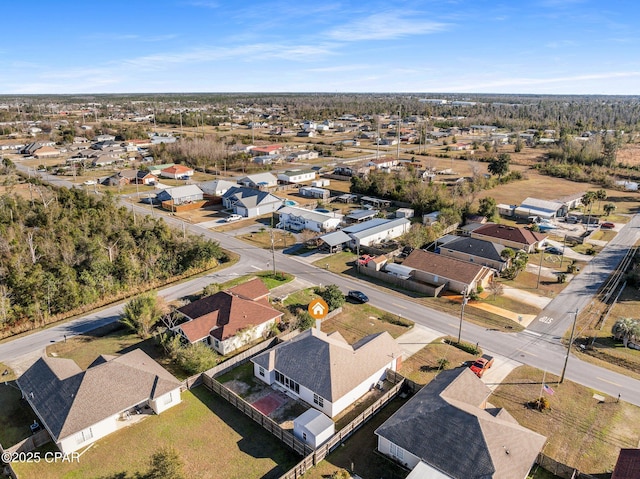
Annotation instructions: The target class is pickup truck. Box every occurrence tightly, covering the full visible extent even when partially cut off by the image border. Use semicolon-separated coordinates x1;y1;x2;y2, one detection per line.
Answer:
469;354;494;378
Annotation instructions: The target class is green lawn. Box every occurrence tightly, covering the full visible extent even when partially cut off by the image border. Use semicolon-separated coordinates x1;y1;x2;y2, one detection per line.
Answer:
0;381;36;448
399;339;479;386
13;387;300;479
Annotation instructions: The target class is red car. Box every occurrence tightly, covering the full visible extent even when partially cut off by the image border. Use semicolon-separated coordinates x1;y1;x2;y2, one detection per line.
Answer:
601;222;615;229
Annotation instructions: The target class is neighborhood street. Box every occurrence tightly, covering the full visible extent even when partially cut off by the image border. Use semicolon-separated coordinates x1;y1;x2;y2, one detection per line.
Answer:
4;164;640;407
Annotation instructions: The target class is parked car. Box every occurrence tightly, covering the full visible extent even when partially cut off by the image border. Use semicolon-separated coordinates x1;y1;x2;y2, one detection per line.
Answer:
565;216;579;224
225;214;242;222
601;222;615;229
469;354;494;378
83;179;97;185
347;290;369;303
545;246;564;255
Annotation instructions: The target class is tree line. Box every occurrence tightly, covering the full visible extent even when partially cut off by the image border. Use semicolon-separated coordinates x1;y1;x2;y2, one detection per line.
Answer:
0;185;227;336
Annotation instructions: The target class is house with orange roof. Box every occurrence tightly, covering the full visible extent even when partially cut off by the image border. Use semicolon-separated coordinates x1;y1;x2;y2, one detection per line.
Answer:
159;164;194;180
173;278;282;355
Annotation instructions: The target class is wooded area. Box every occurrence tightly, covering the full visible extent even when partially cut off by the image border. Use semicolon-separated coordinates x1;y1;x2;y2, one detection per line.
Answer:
0;185;227;335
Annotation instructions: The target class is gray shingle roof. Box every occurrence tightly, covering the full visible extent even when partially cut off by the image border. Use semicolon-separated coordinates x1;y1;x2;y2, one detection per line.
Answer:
375;368;546;479
17;349;182;442
440;237;506;263
222;186;282;208
252;328;401;402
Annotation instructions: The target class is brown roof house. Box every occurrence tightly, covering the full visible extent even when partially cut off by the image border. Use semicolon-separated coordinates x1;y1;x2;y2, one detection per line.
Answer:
174;278;282;355
251;327;402;418
402;249;495;295
470;223;547;253
375;368;546;479
17;349;182;454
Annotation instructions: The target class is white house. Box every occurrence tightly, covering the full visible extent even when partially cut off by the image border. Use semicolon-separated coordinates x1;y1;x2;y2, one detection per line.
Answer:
277;169;316;184
159;164;194;180
156;185;204;206
17;349;182;454
237;172;278;189
293;408;335;448
174;278;283;355
276;206;341;232
251;328;401;418
376;368;546;479
199;179;238;197
342;217;411;248
222;187;284;218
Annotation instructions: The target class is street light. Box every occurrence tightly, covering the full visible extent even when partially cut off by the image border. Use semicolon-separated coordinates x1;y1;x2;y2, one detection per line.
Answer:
457;289;468;344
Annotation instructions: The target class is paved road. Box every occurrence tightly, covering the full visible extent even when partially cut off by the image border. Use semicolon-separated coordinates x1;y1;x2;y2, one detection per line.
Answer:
4;164;640;406
527;214;640;338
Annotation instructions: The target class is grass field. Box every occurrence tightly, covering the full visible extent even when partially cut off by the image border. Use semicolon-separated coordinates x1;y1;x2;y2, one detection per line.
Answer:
238;229;297;249
490;365;640;475
12;387;300;479
588;229;618;242
0;381;35;448
399;338;478;385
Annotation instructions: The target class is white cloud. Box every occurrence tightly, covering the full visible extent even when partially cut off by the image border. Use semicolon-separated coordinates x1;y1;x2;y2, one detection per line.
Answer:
327;12;449;41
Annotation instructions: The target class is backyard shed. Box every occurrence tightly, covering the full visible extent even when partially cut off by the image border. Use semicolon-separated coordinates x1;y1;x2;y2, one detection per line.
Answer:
293;408;335;448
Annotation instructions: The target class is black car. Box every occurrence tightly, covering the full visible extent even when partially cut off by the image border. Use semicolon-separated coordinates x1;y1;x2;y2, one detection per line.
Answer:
347;290;369;303
545;246;563;255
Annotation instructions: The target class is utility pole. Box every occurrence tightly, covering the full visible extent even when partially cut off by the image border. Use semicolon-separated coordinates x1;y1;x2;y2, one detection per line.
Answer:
396;106;401;161
457;289;468;344
560;309;579;384
536;247;544;288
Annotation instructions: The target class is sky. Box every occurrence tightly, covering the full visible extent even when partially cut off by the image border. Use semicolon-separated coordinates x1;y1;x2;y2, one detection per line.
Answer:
1;0;639;95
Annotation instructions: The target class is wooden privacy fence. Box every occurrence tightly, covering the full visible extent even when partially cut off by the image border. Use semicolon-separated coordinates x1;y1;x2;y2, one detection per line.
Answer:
535;454;601;479
202;375;313;457
279;378;405;479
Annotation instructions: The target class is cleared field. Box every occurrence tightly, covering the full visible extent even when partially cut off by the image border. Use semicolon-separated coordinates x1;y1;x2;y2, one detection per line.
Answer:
490;366;640;475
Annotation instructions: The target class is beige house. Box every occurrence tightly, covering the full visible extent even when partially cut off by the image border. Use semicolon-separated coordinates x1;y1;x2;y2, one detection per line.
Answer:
402;249;494;294
18;349;182;453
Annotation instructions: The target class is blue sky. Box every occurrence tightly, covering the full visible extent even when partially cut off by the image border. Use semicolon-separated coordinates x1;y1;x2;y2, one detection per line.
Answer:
1;0;638;95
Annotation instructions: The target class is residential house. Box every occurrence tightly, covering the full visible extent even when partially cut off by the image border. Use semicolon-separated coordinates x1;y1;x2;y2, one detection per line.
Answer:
102;169;138;187
237;172;278;189
299;186;330;200
276;205;341;232
136;170;157;185
33;145;60;158
342;217;411;248
199;179;238;197
156;184;204;206
17;349;182;454
277;169;316;184
147;163;175;176
366;157;399;170
402;249;495;294
375;368;546;479
251;328;402;418
287;150;319;162
345;209;378;223
160;164;194;180
173;278;282;355
251;145;283;156
438;237;509;273
470;223;547;253
514;197;567;220
222;186;284;218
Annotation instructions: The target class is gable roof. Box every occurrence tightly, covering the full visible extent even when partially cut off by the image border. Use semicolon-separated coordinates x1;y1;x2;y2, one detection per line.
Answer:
472;223;546;246
157;184;203;200
403;249;490;284
238;172;278;186
17;349;181;442
441;237;507;263
251;328;401;402
223;186;283;208
228;277;270;302
177;280;281;341
161;164;193;175
279;206;336;224
375;368;546;479
349;218;410;240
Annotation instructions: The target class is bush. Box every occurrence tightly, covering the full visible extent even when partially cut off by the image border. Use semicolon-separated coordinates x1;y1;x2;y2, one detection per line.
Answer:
437;358;450;369
176;342;220;374
381;312;413;327
444;337;479;355
314;284;346;311
528;396;550;411
296;311;315;330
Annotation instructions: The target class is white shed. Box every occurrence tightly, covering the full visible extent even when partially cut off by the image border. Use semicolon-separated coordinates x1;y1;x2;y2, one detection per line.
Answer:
293;408;335;448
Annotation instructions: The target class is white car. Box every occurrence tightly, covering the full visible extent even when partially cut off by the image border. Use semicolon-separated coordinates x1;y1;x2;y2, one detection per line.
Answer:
225;214;242;222
83;179;97;185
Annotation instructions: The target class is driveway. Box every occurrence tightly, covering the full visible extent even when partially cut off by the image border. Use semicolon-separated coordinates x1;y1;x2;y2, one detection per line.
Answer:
545;239;594;262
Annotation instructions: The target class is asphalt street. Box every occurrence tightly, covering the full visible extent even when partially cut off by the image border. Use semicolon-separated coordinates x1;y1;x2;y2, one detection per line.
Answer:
4;164;640;407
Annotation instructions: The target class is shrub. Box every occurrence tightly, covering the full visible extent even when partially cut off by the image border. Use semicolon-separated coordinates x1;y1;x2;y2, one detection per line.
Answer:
314;284;346;311
444;337;479;355
176;342;220;374
381;312;413;327
437;358;450;369
528;396;550;411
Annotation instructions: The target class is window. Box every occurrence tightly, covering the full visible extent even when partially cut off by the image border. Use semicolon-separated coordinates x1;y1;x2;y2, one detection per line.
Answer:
274;371;299;394
302;432;307;441
390;443;404;461
313;394;324;408
76;427;93;445
214;339;220;348
259;367;265;377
